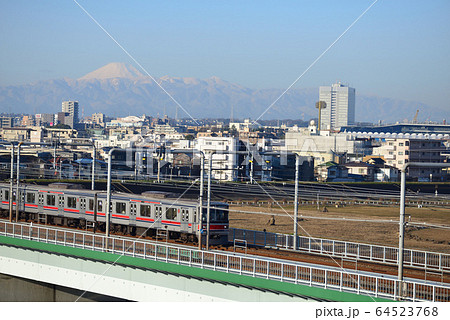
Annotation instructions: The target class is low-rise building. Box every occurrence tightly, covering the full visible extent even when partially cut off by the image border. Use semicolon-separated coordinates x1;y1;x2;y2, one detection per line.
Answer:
0;127;33;141
315;161;349;182
344;161;376;182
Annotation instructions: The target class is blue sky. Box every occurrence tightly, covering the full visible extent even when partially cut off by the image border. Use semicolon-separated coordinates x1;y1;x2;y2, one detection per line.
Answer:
1;0;449;110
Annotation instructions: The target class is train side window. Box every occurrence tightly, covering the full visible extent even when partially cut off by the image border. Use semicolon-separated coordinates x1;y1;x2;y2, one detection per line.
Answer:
116;202;126;214
166;207;177;220
47;194;56;206
67;196;77;208
26;193;36;204
89;199;94;211
98;200;103;212
4;190;9;201
140;204;151;217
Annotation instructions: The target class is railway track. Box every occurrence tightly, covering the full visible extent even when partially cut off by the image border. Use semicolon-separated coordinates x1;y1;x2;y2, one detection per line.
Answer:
26;179;450;204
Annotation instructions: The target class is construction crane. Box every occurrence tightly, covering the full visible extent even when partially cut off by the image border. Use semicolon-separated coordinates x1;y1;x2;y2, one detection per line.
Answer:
412;109;419;124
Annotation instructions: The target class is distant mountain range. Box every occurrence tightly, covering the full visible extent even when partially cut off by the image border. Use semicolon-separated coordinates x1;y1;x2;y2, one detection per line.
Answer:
0;62;448;123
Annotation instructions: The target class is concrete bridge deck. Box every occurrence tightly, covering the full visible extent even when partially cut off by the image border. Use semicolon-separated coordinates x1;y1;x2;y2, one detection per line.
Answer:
1;221;447;302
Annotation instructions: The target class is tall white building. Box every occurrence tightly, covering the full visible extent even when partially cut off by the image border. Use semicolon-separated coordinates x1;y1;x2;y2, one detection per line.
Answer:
319;82;355;130
62;101;79;125
195;137;238;181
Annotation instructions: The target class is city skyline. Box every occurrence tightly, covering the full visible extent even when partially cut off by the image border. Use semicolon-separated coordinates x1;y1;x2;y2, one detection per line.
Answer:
1;1;449;115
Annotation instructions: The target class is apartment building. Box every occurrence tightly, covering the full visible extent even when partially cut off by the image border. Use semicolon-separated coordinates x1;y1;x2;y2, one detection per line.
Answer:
195;136;238;181
372;138;446;181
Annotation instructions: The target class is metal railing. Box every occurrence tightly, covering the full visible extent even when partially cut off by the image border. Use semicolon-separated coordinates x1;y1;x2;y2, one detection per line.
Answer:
230;228;450;273
0;221;448;302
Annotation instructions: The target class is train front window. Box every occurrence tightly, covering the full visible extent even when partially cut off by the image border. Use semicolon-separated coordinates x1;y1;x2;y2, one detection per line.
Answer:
202;207;228;222
215;208;228;222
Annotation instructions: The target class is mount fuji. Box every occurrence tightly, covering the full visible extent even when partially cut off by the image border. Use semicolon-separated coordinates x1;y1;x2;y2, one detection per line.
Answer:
0;62;448;123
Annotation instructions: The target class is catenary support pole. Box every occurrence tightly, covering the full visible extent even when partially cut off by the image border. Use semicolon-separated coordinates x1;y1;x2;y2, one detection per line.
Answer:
198;153;204;250
398;168;406;298
15;142;23;222
397;162;450;299
293;154;299;250
206;154;212;250
9;143;15;222
91;141;96;190
106;148;115;244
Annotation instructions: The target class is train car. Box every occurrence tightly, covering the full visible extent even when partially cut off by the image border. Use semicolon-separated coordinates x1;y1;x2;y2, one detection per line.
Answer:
0;182;229;245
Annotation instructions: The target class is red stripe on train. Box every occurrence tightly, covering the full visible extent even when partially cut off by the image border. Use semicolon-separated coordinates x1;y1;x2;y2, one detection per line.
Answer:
112;214;129;219
43;206;58;210
136;217;155;222
161;220;181;226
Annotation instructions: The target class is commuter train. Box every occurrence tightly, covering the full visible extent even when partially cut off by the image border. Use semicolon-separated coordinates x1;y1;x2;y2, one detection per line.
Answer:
0;182;229;245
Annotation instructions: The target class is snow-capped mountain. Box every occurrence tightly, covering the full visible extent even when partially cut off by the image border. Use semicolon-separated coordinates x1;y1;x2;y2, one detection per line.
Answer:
0;62;448;123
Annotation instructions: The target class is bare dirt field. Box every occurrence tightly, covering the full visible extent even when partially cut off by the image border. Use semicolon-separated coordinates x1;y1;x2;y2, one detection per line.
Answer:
229;204;450;253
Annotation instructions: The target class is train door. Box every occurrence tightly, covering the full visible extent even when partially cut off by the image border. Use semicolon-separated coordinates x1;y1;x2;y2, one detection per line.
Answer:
180;208;189;232
130;202;137;225
80;198;86;210
58;195;64;215
25;190;37;213
1;188;9;211
80;198;86;218
37;192;47;223
155;206;162;228
38;193;44;212
18;189;24;212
